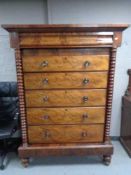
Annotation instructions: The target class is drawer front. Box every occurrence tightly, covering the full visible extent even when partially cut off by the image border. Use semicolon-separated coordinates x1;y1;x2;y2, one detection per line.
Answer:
22;49;109;72
25;89;106;107
20;33;112;47
24;72;108;89
27;107;105;125
28;124;104;143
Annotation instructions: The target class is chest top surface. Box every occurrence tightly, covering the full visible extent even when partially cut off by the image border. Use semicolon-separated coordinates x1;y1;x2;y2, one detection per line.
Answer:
2;24;128;48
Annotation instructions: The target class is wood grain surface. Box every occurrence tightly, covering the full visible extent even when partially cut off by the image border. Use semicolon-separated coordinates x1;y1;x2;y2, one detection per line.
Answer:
28;124;104;143
22;49;109;72
26;107;105;125
20;33;113;47
24;72;108;89
25;89;106;107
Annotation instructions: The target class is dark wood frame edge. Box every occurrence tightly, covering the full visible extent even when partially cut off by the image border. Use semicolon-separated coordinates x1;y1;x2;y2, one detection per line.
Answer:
18;143;113;157
120;137;131;157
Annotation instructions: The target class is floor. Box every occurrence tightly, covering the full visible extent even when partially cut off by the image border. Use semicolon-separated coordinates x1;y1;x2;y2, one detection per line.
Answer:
1;141;131;175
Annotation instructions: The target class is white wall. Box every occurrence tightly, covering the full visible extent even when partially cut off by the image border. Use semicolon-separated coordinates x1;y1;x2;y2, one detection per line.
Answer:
0;0;48;81
0;0;131;136
48;0;131;24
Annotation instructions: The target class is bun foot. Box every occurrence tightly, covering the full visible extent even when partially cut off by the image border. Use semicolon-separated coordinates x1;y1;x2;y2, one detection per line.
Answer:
103;155;111;165
21;158;29;167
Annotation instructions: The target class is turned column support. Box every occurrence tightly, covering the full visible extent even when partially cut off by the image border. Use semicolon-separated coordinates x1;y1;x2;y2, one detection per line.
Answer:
104;47;117;142
15;49;28;146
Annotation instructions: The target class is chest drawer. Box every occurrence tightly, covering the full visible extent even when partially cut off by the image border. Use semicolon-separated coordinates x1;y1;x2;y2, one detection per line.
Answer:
25;89;106;107
20;33;112;47
27;107;105;125
22;49;109;72
24;72;108;89
28;124;104;144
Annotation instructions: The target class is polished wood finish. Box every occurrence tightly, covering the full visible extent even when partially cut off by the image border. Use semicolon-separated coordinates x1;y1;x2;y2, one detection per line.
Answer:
104;47;117;142
18;143;113;157
2;24;128;33
28;124;104;144
15;49;28;146
2;24;128;166
120;69;131;157
24;72;108;89
22;49;109;72
19;33;113;47
27;107;105;125
25;89;106;107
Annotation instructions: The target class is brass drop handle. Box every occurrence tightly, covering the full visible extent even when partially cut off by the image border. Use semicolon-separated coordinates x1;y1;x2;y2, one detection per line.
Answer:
83;78;89;85
43;78;48;84
84;61;90;68
42;115;49;120
83;113;88;120
41;61;48;67
83;96;88;103
81;131;88;137
43;96;48;102
43;130;51;138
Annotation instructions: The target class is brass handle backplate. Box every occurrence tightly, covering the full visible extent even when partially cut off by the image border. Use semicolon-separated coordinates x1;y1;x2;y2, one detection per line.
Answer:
42;115;49;120
83;96;88;103
43;130;51;138
82;113;88;120
81;131;88;137
41;61;48;67
43;96;48;102
83;78;89;85
84;61;90;68
43;78;48;84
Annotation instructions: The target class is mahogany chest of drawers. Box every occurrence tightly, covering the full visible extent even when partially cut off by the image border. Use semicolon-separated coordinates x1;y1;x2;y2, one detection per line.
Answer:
2;24;128;166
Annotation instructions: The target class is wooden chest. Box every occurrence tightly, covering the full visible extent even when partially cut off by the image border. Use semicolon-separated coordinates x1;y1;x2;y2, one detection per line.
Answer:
120;69;131;157
2;24;128;166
